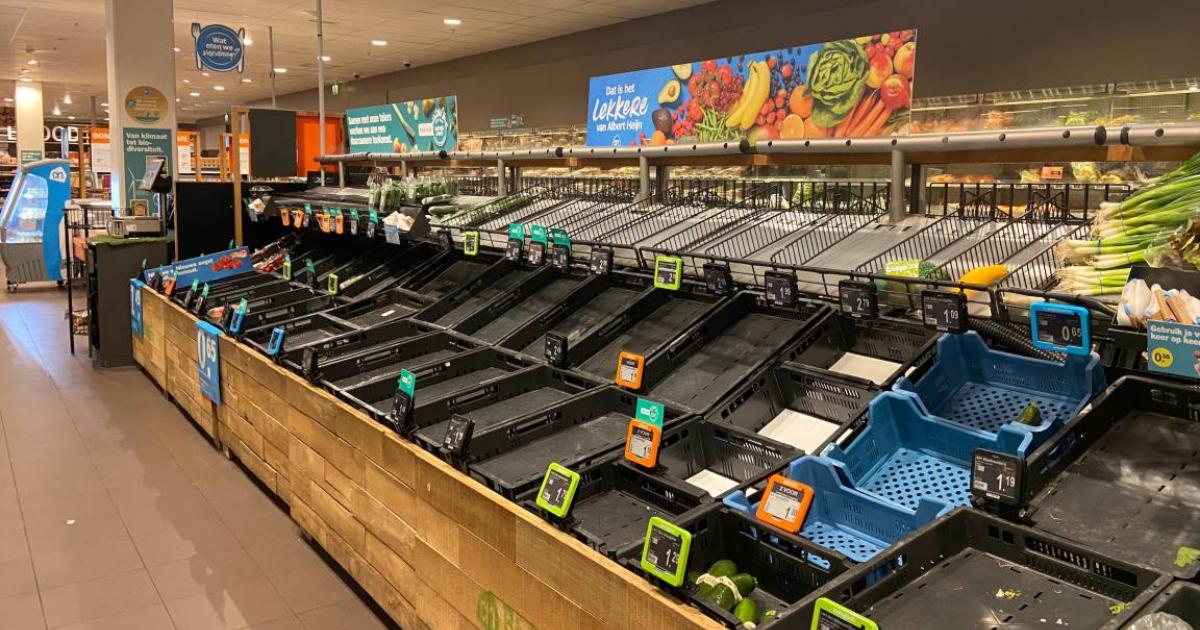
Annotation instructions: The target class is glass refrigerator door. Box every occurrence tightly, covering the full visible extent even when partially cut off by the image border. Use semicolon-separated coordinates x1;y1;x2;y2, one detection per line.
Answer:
1;169;49;244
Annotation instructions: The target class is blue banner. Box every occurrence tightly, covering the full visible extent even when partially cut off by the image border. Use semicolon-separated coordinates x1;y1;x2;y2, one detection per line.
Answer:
130;279;144;338
1147;320;1200;380
191;23;245;73
150;246;253;288
196;321;222;404
345;96;458;153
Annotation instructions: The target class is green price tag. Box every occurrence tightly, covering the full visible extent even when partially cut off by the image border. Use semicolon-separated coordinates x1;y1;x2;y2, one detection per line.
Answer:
653;256;683;290
640;517;691;587
397;369;416;397
304;203;313;215
189;279;199;294
201;283;209;298
140;258;147;270
811;598;877;630
534;463;580;518
369;210;379;224
635;398;664;429
549;227;570;247
530;224;548;245
351;209;360;222
283;256;292;281
328;273;339;295
463;231;480;256
507;223;525;240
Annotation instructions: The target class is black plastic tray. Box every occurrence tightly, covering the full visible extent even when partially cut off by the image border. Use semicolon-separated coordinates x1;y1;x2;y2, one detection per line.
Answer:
243;312;359;357
454;266;590;344
797;507;1169;630
226;294;335;333
417;259;535;327
334;242;442;299
1126;581;1199;627
276;318;434;375
410;365;602;453
324;289;433;328
177;277;292;309
1012;375;1200;579
316;331;483;391
620;505;850;629
399;251;500;301
205;286;318;318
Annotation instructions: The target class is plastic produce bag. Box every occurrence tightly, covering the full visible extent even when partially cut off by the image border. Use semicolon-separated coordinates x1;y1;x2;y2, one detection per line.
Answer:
1125;612;1193;630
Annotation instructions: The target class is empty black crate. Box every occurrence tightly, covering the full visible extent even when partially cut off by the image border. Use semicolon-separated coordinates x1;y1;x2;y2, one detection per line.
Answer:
316;331;483;391
398;251;500;302
797;508;1169;630
324;289;432;328
1127;581;1199;627
228;294;335;333
243;312;358;357
453;266;590;344
417;259;537;328
274;318;433;374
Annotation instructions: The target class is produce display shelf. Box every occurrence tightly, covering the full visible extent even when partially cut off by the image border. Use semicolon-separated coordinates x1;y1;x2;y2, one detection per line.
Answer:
336;345;534;420
332;251;432;300
806;508;1168;630
206;287;318;320
1016;376;1200;579
640;291;825;414
243;312;359;356
853;210;994;274
277;318;435;375
318;331;483;391
454;268;589;344
418;260;535;327
766;209;887;268
410;365;601;453
176;277;291;309
621;506;849;630
893;331;1104;453
723;455;946;564
228;294;335;333
323;288;432;328
1128;581;1199;626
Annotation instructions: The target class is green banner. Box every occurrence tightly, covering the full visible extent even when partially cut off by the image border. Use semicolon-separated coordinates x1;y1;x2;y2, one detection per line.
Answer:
122;127;173;215
346;96;458;153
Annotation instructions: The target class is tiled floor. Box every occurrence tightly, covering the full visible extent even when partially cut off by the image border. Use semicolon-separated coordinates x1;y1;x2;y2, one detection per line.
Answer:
0;281;393;629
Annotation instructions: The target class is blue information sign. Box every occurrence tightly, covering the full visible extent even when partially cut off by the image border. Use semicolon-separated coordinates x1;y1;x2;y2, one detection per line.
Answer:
129;278;144;337
191;23;245;73
196;321;222;404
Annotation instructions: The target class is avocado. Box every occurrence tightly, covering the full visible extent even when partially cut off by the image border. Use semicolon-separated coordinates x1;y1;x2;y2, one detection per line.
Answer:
672;63;693;80
658;79;681;104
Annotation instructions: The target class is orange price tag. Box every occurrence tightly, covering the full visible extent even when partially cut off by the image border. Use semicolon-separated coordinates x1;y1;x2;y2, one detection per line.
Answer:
281;209;291;227
624;419;661;468
1040;165;1064;181
754;474;814;534
293;209;305;229
615;351;645;389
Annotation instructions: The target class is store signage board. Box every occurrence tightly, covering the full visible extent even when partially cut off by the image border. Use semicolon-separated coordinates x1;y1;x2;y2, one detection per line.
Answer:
640;517;691;587
1146;320;1200;379
1030;302;1090;356
755;474;814;534
156;247;252;288
921;289;966;333
345;96;458;153
489;114;525;130
192;23;245;73
971;448;1023;506
811;598;878;630
535;463;580;518
585;30;917;147
839;280;878;319
129;279;144;337
765;270;798;307
195;321;222;404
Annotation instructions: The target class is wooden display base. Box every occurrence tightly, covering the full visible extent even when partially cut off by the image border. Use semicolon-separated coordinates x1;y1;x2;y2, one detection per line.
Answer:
132;288;718;630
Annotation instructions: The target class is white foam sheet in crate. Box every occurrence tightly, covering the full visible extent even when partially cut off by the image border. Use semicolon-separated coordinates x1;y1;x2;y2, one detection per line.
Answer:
757;409;841;454
827;353;901;385
685;469;739;497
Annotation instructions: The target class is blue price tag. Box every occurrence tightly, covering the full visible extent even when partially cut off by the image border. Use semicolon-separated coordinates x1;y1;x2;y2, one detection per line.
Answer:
129;279;144;338
195;321;222;404
266;327;286;356
1030;302;1090;356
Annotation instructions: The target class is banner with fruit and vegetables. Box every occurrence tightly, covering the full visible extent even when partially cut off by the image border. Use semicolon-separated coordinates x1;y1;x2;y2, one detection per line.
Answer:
585;30;916;147
346;96;458;153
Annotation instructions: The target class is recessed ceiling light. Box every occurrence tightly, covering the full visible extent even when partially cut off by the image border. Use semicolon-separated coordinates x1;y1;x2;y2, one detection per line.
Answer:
201;71;210;77
443;18;461;26
320;55;331;62
18;77;31;83
241;78;252;83
26;59;37;66
173;46;181;53
67;115;75;120
182;78;190;84
51;104;61;116
213;85;225;91
371;39;387;46
189;91;200;97
62;93;72;104
3;98;11;103
273;67;287;74
242;35;253;45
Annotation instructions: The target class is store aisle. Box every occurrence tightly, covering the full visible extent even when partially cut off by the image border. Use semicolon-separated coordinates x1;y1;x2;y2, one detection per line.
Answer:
0;283;393;629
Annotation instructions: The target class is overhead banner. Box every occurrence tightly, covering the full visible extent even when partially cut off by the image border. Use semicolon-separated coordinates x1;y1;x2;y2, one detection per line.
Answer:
345;96;458;153
585;30;916;147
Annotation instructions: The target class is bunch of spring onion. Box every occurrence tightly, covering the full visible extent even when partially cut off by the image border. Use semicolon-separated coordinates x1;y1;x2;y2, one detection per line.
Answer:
1053;266;1131;296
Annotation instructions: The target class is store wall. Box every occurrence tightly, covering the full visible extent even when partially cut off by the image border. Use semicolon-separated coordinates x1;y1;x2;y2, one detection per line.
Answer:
255;0;1200;132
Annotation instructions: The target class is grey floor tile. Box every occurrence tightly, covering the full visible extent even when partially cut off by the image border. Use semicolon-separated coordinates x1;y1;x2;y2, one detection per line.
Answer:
40;567;160;628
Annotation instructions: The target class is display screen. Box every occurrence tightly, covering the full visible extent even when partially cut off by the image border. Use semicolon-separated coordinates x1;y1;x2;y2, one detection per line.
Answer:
654;257;681;290
644;525;684;575
816;609;860;630
539;468;574;509
463;231;480;256
266;327;286;356
1035;309;1084;349
764;270;797;307
552;244;570;269
922;289;966;332
527;241;545;266
545;332;567;367
839;280;878;319
590;247;613;275
703;263;732;295
763;482;805;522
442;415;474;455
140;157;166;191
628;424;655;460
506;238;523;262
972;448;1022;505
618;354;643;386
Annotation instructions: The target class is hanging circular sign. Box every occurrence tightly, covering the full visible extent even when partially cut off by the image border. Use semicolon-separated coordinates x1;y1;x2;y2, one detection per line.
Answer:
124;86;167;124
191;23;245;73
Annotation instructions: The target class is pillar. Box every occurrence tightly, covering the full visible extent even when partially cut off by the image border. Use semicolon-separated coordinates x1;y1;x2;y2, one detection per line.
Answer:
15;82;44;164
105;0;177;216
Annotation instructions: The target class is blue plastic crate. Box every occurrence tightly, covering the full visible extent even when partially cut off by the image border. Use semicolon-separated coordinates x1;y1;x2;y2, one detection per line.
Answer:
823;391;1029;512
893;332;1104;451
722;455;948;563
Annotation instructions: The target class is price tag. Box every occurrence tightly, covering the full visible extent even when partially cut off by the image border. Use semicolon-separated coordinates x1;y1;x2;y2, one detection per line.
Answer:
190;283;210;315
1030;302;1090;356
764;270;798;307
300;346;319;380
614;351;645;389
527;241;545;266
442;415;474;457
292;208;304;229
507;223;525;241
327;273;340;295
182;279;199;306
589;247;613;275
971;448;1023;506
635;397;664;429
545;332;568;367
506;238;524;262
839;280;878;319
334;211;344;235
463;231;480;256
282;256;292;281
551;244;570;269
266;327;286;356
228;298;248;334
349;209;360;236
653;255;682;290
162;273;177;296
530;224;548;248
640;517;691;587
366;218;377;238
384;225;402;245
702;263;733;296
812;598;878;630
1040;165;1064;181
922;290;966;333
302;204;312;228
281;208;291;227
624;419;661;468
147;270;162;291
534;463;580;518
755;474;814;534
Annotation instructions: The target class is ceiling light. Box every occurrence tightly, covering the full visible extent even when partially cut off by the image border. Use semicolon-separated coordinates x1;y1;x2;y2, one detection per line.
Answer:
371;39;387;46
443;18;461;26
67;115;75;120
320;55;331;62
201;71;210;77
1191;84;1200;93
175;97;180;102
241;77;252;83
273;67;287;74
213;85;225;91
182;78;190;84
173;46;181;52
52;104;61;116
62;93;72;104
26;59;37;66
242;35;253;45
19;77;31;83
3;98;11;103
189;91;200;97
101;101;108;107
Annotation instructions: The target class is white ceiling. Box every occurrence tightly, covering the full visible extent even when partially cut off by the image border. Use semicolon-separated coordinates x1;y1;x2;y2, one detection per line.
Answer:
0;0;711;123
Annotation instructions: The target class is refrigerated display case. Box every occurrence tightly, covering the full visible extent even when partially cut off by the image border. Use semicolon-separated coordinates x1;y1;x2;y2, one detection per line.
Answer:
0;159;70;289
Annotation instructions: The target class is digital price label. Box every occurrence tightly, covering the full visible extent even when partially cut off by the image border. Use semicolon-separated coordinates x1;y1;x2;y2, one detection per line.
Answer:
302;205;312;228
463;231;480;256
190;284;209;315
971;448;1023;506
527;241;545;266
300;346;319;379
282;257;292;281
765;270;798;307
551;244;571;269
392;368;416;432
654;256;682;290
506;238;524;262
702;263;733;296
266;327;286;356
755;474;814;534
640;517;691;587
281;208;291;227
442;415;474;457
534;463;581;518
366;218;377;239
624;419;661;468
328;273;340;296
589;247;613;275
349;210;360;236
922;290;966;333
545;332;568;367
839;280;878;319
615;351;645;389
228;298;248;334
811;598;878;630
1030;302;1090;356
182;279;199;307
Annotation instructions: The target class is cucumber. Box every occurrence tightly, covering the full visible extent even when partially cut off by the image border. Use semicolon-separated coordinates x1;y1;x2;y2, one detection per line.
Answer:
729;573;756;596
708;559;738;578
687;570;703;585
696;582;715;599
706;584;737;612
1016;403;1042;426
733;598;758;626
